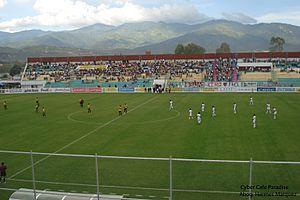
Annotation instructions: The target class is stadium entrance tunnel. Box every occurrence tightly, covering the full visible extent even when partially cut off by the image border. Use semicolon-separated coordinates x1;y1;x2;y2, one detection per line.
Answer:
9;188;126;200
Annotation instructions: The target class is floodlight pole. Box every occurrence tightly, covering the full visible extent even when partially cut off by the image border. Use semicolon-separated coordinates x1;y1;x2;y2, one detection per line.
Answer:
30;150;37;200
249;158;253;200
95;154;100;200
169;156;173;200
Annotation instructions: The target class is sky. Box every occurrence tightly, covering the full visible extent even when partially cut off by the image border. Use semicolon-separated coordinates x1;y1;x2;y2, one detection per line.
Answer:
0;0;300;32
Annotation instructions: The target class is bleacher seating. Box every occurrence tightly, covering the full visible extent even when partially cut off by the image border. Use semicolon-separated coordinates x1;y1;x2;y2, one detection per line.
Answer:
45;82;67;88
278;78;300;87
69;80;99;88
23;58;300;88
239;72;272;81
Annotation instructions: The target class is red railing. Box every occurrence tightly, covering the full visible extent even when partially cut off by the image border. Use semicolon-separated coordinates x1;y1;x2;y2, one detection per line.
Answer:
27;52;300;63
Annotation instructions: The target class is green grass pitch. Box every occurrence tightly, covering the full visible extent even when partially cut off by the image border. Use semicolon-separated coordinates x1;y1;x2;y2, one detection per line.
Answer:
0;93;300;200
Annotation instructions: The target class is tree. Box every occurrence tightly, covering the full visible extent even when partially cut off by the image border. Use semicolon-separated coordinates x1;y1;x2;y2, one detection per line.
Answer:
174;43;206;54
216;42;231;53
184;43;206;54
9;62;23;77
174;44;185;54
269;36;285;52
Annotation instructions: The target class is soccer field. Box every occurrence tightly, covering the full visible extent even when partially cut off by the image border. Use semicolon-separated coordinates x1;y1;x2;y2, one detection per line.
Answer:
0;93;300;200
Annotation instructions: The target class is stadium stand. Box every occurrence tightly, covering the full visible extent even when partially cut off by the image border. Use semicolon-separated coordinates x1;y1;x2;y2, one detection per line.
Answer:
22;52;300;89
239;72;272;81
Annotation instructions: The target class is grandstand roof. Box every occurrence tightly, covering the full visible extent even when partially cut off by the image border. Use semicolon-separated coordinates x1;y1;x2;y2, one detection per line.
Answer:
27;52;300;64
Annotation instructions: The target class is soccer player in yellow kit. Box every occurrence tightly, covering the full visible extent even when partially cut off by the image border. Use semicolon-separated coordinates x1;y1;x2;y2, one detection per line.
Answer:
123;103;128;114
118;105;123;116
87;103;92;113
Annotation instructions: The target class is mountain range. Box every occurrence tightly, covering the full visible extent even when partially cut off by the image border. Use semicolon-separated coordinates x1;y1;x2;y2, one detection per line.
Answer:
1;20;300;62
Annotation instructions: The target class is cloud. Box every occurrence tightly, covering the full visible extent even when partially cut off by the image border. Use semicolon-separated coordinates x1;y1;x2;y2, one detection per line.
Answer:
13;0;35;4
0;0;7;8
222;12;257;24
0;0;210;31
257;11;300;26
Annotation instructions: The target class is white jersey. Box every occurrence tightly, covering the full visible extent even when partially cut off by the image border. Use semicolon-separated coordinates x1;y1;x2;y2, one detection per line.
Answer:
266;103;271;113
188;109;193;119
252;115;256;122
233;103;237;113
201;103;205;112
250;97;254;105
252;115;256;128
197;113;201;124
273;108;277;119
212;107;216;117
169;101;173;110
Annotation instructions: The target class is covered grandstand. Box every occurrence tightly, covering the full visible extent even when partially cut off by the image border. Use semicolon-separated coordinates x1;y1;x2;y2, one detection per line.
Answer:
17;52;300;90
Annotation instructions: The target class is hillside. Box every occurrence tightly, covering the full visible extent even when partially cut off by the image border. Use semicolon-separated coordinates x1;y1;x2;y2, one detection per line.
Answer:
1;20;300;62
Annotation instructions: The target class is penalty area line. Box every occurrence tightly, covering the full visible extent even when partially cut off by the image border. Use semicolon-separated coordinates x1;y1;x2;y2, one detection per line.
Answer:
9;96;158;179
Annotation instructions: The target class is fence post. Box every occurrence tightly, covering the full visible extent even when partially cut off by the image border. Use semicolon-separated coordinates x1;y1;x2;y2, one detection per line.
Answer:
95;154;100;200
30;150;37;200
169;156;172;200
249;158;253;200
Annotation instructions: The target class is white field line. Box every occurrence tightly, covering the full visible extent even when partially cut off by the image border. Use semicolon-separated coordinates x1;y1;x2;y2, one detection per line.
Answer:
9;96;158;179
67;110;104;125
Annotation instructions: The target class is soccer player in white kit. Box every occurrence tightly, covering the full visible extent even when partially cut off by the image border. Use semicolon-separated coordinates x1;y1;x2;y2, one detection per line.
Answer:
266;103;271;114
169;100;173;111
212;106;216;118
201;102;205;112
252;114;256;128
273;107;277;119
188;108;193;119
233;102;237;114
197;112;201;125
249;96;254;105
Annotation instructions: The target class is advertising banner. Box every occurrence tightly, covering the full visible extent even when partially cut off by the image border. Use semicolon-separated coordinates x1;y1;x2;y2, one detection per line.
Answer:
202;87;218;92
205;82;241;87
276;87;296;92
135;88;147;93
72;88;102;93
205;82;223;87
4;88;72;94
2;84;298;94
118;88;135;93
171;87;183;92
184;81;204;88
218;87;236;92
23;88;40;93
236;87;257;92
51;88;71;93
257;87;276;92
40;88;50;93
242;82;257;87
183;87;201;92
103;88;118;93
6;88;23;94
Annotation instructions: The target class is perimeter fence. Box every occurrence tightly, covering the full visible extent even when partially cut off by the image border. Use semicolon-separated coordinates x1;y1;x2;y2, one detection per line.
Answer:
0;150;299;200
